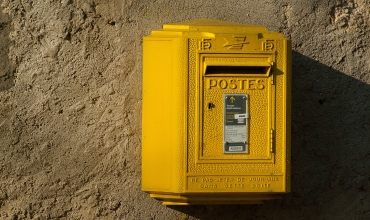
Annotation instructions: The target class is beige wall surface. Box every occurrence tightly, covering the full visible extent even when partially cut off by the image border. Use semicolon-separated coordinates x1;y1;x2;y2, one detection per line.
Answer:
1;0;370;219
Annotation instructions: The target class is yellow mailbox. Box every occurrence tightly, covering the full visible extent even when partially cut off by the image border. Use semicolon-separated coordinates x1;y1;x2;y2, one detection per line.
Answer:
142;19;291;205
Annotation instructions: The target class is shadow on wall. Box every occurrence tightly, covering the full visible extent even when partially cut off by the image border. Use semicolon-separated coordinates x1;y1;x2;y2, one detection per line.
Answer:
0;8;15;91
168;51;370;219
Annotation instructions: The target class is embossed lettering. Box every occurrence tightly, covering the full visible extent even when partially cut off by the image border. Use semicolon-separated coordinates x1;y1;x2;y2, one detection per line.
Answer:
219;80;228;89
229;79;237;89
202;178;213;182
252;183;270;188
249;177;279;181
248;80;256;90
200;184;217;189
224;183;245;188
257;79;265;89
208;79;217;89
188;176;282;191
217;177;234;182
263;40;274;51
207;79;265;90
237;177;244;182
238;79;247;89
200;39;211;50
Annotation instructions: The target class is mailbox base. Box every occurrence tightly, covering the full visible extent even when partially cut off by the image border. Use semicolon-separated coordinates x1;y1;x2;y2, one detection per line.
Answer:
149;192;283;205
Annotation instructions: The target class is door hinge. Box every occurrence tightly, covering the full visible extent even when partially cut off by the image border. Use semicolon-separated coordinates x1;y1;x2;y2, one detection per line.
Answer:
270;129;274;153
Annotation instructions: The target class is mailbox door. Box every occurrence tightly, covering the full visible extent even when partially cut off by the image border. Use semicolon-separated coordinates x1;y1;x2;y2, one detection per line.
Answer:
186;38;290;195
198;53;275;163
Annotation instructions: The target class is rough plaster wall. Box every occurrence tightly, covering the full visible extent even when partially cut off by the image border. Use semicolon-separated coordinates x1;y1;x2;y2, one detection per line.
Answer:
0;0;369;219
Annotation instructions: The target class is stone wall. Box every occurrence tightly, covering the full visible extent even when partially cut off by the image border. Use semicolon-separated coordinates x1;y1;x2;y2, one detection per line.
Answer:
0;0;369;219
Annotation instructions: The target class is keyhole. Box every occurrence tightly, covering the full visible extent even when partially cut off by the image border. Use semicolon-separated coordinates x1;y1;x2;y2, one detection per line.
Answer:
208;102;214;110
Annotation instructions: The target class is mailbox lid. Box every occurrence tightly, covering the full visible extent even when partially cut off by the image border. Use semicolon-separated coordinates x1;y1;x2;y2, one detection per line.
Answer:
163;19;266;32
149;19;285;40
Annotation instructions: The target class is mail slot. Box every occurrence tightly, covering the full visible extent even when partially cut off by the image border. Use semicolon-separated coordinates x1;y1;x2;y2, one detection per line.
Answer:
204;61;272;76
142;19;291;205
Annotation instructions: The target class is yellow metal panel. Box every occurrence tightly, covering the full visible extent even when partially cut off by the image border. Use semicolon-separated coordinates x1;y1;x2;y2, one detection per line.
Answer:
142;38;188;192
142;39;173;191
170;38;188;192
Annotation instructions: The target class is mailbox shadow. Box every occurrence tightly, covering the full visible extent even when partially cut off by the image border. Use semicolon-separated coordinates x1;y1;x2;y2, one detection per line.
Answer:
169;51;370;219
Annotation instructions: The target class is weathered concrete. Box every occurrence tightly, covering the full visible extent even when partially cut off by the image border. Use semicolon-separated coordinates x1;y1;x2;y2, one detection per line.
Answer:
0;0;369;219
